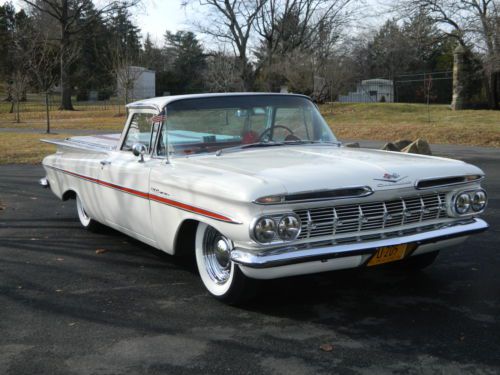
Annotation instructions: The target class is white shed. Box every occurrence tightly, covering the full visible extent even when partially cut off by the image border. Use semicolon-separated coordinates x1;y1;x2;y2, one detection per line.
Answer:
117;66;156;101
338;79;394;103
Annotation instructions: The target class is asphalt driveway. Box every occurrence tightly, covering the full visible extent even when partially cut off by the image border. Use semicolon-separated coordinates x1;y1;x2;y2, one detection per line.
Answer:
0;145;499;374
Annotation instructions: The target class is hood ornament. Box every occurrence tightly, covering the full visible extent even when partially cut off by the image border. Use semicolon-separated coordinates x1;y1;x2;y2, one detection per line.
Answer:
374;172;408;183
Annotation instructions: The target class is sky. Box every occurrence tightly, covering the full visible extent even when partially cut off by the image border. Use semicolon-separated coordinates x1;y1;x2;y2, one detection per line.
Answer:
134;0;189;44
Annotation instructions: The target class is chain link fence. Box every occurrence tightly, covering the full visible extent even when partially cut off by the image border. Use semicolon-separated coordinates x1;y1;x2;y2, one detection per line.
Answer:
336;71;453;104
0;95;128;114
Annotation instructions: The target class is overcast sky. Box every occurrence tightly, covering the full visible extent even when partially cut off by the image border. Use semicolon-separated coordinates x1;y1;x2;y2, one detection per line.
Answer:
1;0;386;46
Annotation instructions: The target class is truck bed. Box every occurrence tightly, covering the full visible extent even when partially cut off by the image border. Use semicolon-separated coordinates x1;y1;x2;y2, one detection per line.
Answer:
42;133;120;152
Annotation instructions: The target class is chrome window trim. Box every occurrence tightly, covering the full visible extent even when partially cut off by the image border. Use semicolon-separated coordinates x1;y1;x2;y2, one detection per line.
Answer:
119;109;158;153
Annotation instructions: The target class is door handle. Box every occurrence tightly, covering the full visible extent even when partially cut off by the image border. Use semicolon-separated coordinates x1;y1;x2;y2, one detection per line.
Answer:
100;160;111;166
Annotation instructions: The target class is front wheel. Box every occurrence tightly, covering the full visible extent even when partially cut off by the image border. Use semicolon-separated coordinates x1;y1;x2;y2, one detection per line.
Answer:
76;194;102;232
195;223;258;304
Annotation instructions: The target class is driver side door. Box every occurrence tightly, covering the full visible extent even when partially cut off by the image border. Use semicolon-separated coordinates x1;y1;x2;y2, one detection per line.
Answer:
98;110;161;245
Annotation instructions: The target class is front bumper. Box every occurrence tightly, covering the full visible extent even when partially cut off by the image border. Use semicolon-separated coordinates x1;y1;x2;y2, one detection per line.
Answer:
231;218;488;279
39;177;50;188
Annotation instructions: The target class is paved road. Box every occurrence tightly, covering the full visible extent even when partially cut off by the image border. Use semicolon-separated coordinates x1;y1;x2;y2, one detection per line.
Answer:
0;147;499;374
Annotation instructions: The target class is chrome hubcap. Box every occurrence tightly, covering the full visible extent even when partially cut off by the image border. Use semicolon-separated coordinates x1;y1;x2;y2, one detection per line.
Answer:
203;227;232;284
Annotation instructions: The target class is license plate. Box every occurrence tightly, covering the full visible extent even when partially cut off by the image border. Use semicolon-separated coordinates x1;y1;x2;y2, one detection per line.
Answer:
367;244;408;266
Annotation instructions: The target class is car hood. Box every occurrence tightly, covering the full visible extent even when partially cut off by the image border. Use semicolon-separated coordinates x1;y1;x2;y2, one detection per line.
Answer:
172;145;483;201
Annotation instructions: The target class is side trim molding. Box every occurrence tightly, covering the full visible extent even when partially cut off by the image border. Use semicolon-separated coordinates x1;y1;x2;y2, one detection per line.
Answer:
45;164;240;224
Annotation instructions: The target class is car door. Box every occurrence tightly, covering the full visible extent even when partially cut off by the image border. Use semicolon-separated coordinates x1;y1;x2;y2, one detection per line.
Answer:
98;110;161;244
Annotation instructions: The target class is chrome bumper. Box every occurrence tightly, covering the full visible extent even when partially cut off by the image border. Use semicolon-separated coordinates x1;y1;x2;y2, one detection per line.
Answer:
39;177;50;188
231;219;488;269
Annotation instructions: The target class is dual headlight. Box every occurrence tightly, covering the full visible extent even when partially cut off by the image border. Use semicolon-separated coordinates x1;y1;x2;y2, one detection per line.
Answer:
453;189;487;215
253;214;301;243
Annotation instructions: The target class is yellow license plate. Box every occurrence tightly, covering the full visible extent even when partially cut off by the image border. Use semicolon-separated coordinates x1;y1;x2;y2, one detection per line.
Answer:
367;244;408;266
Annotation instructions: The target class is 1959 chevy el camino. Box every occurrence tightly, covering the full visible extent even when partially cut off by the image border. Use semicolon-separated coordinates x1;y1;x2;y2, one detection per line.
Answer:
40;93;488;303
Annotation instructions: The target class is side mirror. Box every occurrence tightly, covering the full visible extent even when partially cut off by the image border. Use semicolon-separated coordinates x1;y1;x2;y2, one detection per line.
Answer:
132;143;147;163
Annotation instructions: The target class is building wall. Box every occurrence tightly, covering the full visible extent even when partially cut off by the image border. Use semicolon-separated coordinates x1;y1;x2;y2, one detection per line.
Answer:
132;69;155;100
116;66;156;101
338;79;394;103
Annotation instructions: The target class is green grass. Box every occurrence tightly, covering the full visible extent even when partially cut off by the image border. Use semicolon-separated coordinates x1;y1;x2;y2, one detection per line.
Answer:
0;132;72;164
321;103;500;147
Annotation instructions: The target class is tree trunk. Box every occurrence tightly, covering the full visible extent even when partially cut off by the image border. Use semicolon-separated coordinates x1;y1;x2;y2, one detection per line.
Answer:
59;47;74;110
240;59;254;92
59;8;74;111
15;100;20;123
490;72;499;110
45;92;51;134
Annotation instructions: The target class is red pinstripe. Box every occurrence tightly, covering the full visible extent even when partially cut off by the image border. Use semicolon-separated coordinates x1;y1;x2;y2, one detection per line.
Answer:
46;165;238;224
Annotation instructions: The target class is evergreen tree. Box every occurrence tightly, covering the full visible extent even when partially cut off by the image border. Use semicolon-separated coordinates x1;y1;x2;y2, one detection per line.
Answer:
161;31;206;94
0;2;17;96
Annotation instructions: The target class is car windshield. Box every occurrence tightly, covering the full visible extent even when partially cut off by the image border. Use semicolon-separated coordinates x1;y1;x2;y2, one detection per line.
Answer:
156;95;337;157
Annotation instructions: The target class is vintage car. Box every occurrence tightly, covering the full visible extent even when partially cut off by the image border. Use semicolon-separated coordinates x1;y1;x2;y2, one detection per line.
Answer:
40;93;488;302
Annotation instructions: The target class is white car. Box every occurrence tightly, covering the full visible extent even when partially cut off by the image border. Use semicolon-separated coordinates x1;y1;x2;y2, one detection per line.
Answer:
40;93;488;303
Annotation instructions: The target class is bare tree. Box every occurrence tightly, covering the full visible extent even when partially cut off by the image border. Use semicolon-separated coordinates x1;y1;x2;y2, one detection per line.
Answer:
10;71;29;123
397;0;500;108
186;0;268;91
204;50;243;92
255;0;354;62
21;0;141;110
108;44;143;113
25;32;64;133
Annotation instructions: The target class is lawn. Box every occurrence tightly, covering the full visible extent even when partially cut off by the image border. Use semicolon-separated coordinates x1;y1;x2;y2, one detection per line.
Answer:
0;107;125;131
0;102;499;164
321;103;500;147
0;132;72;164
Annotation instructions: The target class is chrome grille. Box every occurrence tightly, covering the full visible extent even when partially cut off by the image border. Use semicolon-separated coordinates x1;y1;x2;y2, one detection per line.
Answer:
296;192;448;240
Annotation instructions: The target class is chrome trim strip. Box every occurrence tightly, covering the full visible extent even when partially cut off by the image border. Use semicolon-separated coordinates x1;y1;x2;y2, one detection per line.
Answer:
253;186;374;205
39;177;49;188
41;138;115;152
415;175;484;190
231;218;488;269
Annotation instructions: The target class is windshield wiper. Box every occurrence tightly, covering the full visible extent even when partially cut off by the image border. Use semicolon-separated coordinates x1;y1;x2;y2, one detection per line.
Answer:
281;140;342;146
216;141;285;156
216;140;342;156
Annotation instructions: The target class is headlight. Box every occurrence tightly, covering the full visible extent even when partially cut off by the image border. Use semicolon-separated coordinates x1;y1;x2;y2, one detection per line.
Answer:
454;192;471;214
278;215;301;240
471;190;487;211
253;217;276;243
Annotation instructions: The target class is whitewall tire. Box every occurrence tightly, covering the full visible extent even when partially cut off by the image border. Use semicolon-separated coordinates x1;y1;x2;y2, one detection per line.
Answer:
76;195;101;231
195;223;257;303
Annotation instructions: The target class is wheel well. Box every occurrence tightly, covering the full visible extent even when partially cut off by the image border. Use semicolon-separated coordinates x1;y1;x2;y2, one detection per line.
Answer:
174;219;199;256
62;190;76;201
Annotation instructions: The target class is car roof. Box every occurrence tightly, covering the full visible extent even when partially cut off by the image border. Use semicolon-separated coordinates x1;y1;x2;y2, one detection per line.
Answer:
126;92;311;111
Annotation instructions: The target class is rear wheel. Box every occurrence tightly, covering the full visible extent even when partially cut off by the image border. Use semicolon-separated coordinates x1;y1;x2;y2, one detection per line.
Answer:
76;195;102;232
195;223;258;304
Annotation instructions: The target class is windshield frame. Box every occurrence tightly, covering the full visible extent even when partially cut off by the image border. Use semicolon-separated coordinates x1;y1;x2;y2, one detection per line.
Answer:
158;94;338;160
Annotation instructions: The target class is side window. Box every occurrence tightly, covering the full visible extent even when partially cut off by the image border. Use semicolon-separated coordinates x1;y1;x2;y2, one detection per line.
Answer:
122;113;155;152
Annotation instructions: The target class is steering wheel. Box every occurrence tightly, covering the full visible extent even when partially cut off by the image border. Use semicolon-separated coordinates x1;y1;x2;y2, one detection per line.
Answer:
258;125;296;142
